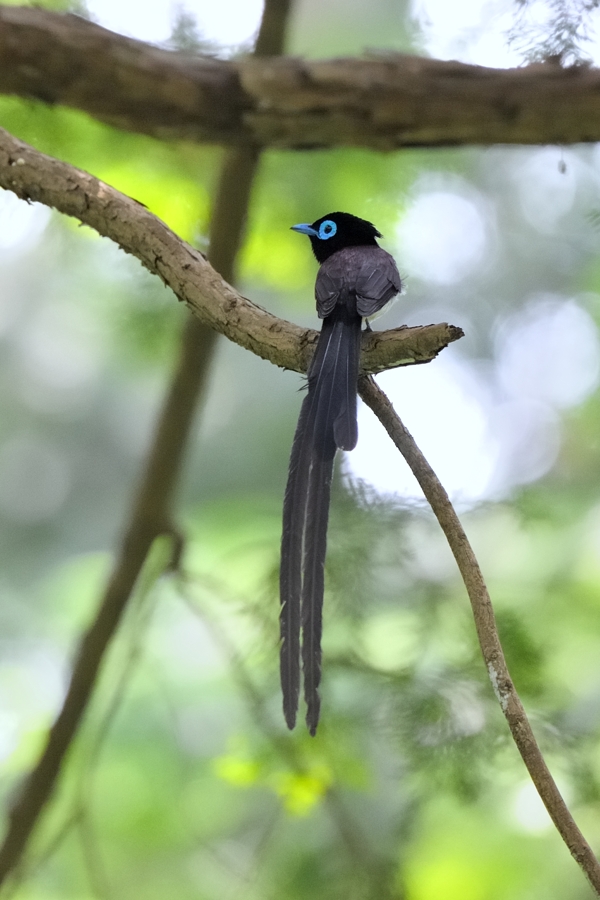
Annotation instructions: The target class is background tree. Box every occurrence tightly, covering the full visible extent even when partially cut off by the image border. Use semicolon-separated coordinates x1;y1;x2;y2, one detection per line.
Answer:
2;1;600;898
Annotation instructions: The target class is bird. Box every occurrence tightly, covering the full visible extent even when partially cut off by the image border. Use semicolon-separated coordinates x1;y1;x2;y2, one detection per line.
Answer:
280;211;402;735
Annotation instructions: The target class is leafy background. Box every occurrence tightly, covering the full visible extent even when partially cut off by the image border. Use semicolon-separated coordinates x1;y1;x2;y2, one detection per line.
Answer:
2;0;600;897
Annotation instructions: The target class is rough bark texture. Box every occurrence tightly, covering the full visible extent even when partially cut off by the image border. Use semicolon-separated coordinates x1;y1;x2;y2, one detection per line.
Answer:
3;7;600;148
0;7;248;143
0;126;462;374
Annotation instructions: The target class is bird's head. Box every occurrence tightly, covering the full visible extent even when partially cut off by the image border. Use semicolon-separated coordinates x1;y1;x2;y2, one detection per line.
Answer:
291;211;382;264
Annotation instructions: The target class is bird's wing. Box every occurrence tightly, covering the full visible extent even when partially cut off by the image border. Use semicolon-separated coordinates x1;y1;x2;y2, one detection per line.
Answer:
314;264;343;318
315;248;401;319
355;251;401;318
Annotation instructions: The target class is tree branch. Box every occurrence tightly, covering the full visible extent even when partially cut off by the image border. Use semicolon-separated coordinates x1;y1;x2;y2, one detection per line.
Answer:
358;375;600;896
3;7;600;148
0;126;462;373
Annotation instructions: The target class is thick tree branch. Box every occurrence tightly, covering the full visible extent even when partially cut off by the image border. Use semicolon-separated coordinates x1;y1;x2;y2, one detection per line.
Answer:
359;376;600;896
0;126;462;373
3;7;600;148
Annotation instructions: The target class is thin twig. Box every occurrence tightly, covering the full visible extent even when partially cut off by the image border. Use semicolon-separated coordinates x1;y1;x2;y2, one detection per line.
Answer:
359;375;600;896
0;0;294;886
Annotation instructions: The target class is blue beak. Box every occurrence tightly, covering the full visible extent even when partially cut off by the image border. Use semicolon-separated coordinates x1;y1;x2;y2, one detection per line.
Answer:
291;223;319;237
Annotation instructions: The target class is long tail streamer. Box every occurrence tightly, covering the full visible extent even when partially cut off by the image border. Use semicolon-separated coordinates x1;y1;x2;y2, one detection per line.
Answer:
280;307;361;734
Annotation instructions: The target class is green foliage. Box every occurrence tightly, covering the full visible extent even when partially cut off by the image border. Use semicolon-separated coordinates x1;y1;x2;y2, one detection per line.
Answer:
0;0;84;10
3;1;600;898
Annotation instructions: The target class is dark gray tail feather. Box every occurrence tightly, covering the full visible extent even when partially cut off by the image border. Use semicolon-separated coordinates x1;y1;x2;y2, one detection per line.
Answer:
280;309;362;734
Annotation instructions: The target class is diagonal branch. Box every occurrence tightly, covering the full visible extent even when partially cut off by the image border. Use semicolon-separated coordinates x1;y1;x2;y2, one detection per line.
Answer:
358;375;600;896
0;117;457;890
4;7;600;148
0;125;462;373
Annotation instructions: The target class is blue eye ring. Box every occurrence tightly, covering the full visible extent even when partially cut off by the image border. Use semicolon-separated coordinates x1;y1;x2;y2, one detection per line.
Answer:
318;219;337;240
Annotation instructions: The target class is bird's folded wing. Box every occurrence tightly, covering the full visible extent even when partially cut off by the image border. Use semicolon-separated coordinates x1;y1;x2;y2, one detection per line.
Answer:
355;254;402;318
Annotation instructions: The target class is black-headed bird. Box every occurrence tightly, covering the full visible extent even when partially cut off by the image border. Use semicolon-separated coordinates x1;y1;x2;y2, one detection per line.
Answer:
280;212;401;734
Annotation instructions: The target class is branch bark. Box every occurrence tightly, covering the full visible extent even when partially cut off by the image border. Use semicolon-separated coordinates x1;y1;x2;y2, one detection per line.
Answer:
0;125;460;890
0;126;462;373
1;5;595;891
359;376;600;896
3;7;600;148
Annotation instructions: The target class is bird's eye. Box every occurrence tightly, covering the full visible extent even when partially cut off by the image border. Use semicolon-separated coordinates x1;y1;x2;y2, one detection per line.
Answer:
318;220;337;240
